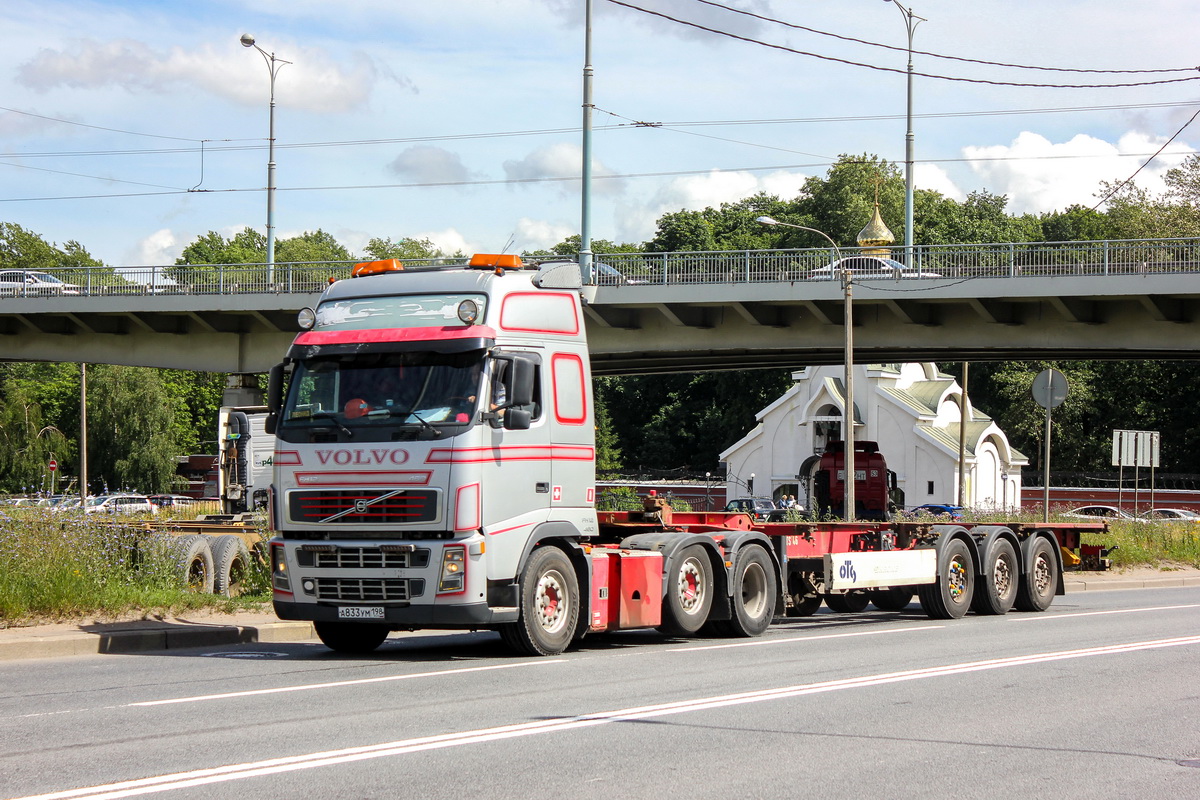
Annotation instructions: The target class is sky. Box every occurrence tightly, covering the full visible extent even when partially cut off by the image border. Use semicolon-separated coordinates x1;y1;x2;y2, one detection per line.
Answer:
2;0;1198;268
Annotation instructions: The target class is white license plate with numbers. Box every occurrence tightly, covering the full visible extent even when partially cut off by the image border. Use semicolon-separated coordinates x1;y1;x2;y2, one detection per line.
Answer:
337;606;384;620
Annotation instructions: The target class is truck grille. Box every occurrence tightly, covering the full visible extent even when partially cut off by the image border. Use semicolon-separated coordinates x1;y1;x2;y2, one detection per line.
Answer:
315;578;425;602
299;546;431;569
289;489;438;524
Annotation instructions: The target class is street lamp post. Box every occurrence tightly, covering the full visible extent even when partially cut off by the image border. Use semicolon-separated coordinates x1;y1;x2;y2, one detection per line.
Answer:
883;1;924;268
240;34;290;286
756;216;856;520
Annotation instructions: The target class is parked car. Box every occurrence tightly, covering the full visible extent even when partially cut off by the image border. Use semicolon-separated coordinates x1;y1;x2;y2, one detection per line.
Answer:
907;503;964;520
807;256;941;280
83;494;158;515
1142;507;1200;521
1063;504;1145;522
148;494;195;509
0;270;81;297
723;497;788;522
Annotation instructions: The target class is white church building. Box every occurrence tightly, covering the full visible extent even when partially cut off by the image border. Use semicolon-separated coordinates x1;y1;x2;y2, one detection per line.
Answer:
719;363;1027;512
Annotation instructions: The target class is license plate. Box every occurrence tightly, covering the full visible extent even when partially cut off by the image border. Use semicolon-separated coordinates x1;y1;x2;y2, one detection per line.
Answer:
337;606;384;620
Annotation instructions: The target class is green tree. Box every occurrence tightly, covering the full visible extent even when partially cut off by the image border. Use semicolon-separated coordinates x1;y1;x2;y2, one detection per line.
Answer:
363;236;445;261
86;365;180;493
0;382;70;494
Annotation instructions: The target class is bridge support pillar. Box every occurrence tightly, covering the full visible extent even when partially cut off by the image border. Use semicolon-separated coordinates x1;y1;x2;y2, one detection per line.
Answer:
223;373;265;408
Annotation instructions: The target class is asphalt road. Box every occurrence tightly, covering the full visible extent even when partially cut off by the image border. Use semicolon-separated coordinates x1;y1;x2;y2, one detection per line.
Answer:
2;586;1198;800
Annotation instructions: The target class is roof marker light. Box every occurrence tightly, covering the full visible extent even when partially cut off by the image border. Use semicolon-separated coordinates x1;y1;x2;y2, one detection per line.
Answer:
297;307;316;330
469;253;523;270
351;259;404;278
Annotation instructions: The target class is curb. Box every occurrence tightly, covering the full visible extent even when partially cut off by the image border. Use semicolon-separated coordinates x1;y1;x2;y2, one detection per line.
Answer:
1063;574;1200;593
0;618;316;663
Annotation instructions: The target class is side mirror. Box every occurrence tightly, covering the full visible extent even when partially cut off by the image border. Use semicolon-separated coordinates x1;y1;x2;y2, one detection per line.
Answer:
264;362;286;435
507;356;535;407
504;408;532;431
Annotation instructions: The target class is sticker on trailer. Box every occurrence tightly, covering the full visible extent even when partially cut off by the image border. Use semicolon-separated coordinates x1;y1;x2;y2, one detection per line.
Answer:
824;550;939;591
552;485;563;501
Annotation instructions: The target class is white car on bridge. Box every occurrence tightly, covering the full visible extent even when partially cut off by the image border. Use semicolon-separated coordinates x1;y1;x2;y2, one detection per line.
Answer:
808;256;941;280
0;270;81;297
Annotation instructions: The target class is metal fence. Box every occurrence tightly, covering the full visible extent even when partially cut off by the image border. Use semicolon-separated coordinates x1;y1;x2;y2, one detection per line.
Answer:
4;237;1200;298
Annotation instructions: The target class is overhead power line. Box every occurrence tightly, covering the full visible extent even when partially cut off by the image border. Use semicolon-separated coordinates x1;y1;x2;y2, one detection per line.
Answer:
605;0;1200;89
693;0;1200;75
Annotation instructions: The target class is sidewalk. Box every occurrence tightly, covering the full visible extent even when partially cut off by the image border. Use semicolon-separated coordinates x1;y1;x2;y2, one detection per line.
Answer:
2;566;1198;662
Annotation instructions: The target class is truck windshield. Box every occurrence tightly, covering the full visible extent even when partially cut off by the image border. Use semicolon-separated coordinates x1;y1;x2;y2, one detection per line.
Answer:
280;351;485;436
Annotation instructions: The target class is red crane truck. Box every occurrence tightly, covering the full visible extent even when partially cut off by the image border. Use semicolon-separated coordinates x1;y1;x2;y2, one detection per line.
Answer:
263;254;1104;656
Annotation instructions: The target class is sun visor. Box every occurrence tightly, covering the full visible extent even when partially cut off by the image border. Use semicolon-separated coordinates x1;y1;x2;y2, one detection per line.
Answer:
287;325;495;358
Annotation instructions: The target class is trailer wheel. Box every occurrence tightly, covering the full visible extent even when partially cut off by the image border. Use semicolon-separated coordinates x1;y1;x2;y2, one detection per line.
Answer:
172;535;215;594
210;535;251;597
869;587;914;611
314;621;389;654
500;547;579;656
1015;537;1058;612
785;594;822;617
825;593;870;613
658;545;714;637
918;539;975;619
971;539;1019;615
723;545;776;637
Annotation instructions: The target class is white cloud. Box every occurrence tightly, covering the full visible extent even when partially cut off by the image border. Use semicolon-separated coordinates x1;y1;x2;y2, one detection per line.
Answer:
127;228;181;267
962;131;1192;214
503;142;623;196
387;145;474;185
16;38;392;113
914;164;965;202
613;168;810;243
514;217;575;251
417;227;475;257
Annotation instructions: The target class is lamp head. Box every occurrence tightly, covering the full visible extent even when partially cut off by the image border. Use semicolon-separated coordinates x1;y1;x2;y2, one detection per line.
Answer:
240;33;256;48
755;215;779;226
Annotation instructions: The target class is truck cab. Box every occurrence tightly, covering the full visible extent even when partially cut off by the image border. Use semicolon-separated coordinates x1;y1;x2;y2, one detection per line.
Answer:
265;255;597;652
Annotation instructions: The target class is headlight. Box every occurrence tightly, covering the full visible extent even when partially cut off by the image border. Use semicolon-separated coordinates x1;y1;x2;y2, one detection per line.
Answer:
438;545;466;593
457;299;480;325
297;307;316;330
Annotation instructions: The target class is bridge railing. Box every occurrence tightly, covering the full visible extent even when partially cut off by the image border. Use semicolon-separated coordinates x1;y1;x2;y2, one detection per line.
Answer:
6;237;1200;298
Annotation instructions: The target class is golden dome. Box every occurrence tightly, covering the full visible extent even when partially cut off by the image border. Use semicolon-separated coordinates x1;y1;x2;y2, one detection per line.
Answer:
857;202;895;256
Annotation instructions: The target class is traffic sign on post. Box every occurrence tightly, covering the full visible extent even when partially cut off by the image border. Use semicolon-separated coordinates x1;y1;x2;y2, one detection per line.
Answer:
48;459;57;472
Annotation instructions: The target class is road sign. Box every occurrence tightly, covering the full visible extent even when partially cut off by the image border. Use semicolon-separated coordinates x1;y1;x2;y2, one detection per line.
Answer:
48;459;57;472
1031;368;1068;409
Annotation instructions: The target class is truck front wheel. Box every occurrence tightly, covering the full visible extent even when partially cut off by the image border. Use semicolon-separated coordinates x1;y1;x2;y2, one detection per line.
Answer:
658;545;714;636
314;621;389;654
500;547;579;656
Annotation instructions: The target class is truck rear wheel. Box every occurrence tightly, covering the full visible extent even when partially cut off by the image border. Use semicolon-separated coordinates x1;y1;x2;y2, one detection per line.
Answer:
500;547;579;656
825;593;870;613
918;539;975;619
314;621;389;654
785;594;822;617
1015;537;1058;612
658;545;714;636
173;535;215;594
210;535;251;597
723;545;776;637
971;539;1018;615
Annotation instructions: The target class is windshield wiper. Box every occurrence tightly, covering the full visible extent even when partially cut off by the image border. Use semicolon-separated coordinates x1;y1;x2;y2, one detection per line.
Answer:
308;411;353;437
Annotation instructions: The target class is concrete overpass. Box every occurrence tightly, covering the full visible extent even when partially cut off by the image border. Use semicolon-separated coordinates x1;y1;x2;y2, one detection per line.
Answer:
2;240;1198;375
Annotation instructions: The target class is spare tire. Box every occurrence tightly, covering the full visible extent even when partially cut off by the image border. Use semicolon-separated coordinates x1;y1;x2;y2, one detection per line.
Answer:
210;535;252;597
172;535;215;594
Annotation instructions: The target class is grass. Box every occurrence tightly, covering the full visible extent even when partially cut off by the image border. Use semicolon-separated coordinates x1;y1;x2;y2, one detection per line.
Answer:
0;509;272;627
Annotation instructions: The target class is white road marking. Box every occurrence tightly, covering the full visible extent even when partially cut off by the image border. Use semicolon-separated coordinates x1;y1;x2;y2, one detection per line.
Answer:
11;633;1200;800
667;624;944;651
1006;603;1200;622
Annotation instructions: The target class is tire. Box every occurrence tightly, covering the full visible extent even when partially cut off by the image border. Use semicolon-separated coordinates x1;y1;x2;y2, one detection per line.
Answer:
869;587;914;611
172;535;215;593
971;539;1019;615
498;547;579;656
825;593;870;613
314;621;389;654
1015;537;1059;612
657;545;714;636
210;535;252;597
723;545;777;637
786;594;823;617
918;539;975;620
